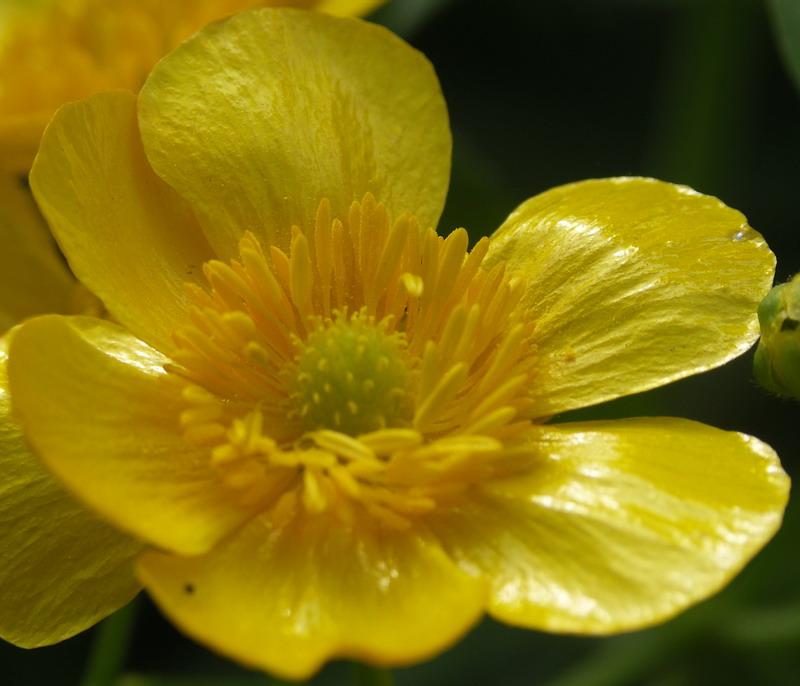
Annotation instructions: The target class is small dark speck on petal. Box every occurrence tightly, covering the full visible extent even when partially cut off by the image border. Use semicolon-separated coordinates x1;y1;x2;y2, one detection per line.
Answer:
184;583;195;595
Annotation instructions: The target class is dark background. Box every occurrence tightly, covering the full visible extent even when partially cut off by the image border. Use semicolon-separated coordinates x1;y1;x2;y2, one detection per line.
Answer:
5;0;800;684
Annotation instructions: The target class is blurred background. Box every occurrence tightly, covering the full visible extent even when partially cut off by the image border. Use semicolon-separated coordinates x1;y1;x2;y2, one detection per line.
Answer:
4;0;800;683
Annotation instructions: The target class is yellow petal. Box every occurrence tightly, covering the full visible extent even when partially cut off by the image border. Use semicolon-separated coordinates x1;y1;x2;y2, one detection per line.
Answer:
7;315;261;555
29;90;214;353
485;178;775;416
138;9;450;258
0;335;143;647
0;175;75;332
428;418;788;634
138;511;485;680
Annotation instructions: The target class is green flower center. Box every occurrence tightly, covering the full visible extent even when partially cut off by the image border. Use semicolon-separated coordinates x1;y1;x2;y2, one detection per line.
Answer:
291;312;412;436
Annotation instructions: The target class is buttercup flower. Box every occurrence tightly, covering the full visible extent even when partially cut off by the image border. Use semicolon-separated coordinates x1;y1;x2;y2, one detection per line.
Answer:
0;0;381;173
2;9;789;679
0;0;381;330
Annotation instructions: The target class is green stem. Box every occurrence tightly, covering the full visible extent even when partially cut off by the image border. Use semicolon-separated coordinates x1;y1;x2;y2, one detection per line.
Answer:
351;663;395;686
644;0;762;193
79;597;139;686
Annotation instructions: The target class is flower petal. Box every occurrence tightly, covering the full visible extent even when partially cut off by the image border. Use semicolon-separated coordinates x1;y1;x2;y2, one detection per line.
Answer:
0;176;75;331
139;511;485;680
485;178;775;416
29;90;214;353
427;418;788;634
0;335;143;647
7;315;263;555
138;8;450;258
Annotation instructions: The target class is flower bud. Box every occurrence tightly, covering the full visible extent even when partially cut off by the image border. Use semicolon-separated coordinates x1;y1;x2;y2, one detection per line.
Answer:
754;273;800;399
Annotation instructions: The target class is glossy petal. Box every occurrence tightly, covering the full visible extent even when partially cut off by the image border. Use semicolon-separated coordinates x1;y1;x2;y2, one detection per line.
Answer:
0;176;75;331
485;178;775;416
138;9;450;258
139;511;485;680
7;315;262;555
0;335;143;647
428;418;789;634
30;90;214;353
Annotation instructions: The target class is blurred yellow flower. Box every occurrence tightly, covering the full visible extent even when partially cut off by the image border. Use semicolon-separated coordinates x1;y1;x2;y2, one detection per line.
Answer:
0;0;382;330
0;0;381;173
1;9;789;679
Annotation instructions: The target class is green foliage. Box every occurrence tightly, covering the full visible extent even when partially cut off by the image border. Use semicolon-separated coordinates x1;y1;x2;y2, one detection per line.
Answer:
768;0;800;94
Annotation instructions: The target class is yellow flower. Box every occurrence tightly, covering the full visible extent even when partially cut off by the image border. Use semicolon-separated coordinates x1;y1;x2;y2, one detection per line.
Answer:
0;0;382;330
0;0;381;173
1;8;789;679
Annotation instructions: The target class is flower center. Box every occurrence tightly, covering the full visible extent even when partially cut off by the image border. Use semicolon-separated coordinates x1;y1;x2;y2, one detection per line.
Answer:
291;311;412;435
167;193;539;527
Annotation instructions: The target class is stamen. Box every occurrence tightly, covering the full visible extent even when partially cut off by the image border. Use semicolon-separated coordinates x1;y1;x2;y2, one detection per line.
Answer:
413;362;468;432
314;199;333;317
289;230;313;323
167;193;538;526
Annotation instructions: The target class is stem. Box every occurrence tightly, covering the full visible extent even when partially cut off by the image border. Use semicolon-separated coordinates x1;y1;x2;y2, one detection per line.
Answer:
644;0;762;193
351;663;395;686
79;597;139;686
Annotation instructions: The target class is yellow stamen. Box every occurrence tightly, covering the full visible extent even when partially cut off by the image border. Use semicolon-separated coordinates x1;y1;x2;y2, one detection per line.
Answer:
167;193;538;527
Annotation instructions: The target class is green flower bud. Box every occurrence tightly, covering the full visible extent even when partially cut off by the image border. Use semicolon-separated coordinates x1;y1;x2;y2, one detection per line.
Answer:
754;273;800;399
